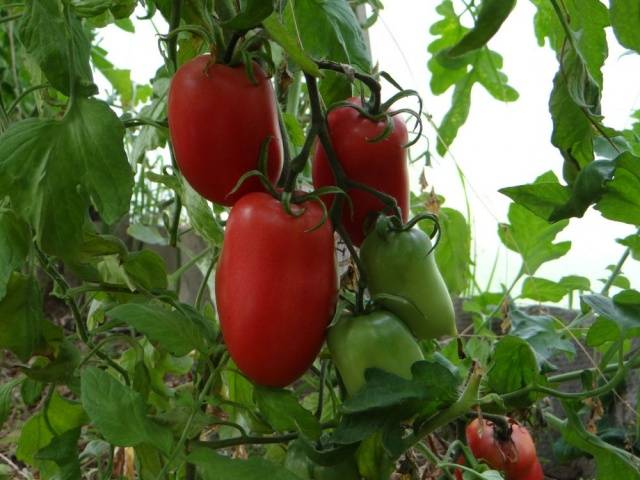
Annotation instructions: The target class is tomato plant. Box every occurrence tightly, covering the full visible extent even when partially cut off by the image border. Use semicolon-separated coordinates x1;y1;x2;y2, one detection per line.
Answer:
168;55;283;206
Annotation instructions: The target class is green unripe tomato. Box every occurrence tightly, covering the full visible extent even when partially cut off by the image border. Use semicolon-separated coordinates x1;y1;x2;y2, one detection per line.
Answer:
360;215;457;340
327;310;424;395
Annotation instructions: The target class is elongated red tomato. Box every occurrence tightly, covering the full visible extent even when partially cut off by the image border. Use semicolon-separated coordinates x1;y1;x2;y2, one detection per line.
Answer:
215;192;338;387
312;98;409;245
168;56;283;206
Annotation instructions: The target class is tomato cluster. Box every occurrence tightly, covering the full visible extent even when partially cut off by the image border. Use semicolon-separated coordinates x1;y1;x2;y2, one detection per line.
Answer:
168;55;457;390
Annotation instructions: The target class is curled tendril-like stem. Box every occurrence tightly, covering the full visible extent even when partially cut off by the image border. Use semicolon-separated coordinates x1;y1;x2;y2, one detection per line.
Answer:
316;60;382;115
159;24;214;47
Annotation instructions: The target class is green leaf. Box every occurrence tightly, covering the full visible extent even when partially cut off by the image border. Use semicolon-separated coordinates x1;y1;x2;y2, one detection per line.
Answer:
617;234;640;261
549;54;595;168
0;273;45;361
19;0;96;96
35;428;81;480
582;291;640;340
563;0;609;88
122;250;168;290
436;73;474;155
355;432;396;480
431;207;471;295
447;0;516;57
254;387;321;440
71;0;113;18
80;367;173;453
596;152;640;226
180;179;224;245
17;392;87;467
0;378;23;429
498;203;571;275
341;360;460;416
0;208;30;300
225;0;274;29
262;15;322;77
530;0;564;51
586;317;620;347
283;0;371;72
22;341;81;385
521;277;568;302
560;275;591;291
74;228;128;262
487;336;541;407
549;406;640;479
282;112;306;148
509;309;575;363
474;49;518;102
500;162;616;223
610;0;640;53
108;303;208;356
0;99;134;259
189;448;304;480
127;224;168;246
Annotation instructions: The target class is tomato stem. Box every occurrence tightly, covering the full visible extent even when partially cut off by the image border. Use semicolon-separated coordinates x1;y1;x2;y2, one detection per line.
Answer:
316;60;382;115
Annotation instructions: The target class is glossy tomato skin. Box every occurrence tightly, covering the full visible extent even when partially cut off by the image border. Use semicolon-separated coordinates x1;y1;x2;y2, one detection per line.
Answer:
312;98;409;246
168;56;283;206
466;419;540;480
216;192;337;387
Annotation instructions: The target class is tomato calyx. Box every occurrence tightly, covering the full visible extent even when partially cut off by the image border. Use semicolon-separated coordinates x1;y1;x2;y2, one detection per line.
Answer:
369;212;441;255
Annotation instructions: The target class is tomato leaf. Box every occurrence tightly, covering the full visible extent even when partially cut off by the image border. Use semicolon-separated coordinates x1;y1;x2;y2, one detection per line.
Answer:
559;275;591;291
596;152;640;226
91;45;134;106
16;392;87;468
19;0;96;96
254;387;321;440
122;250;168;290
108;303;209;356
126;224;168;246
431;207;471;295
225;0;274;29
35;428;82;480
447;0;516;57
498;203;570;275
487;336;542;407
180;179;224;245
263;14;322;77
617;234;640;261
0;273;45;362
0;208;30;301
521;277;568;303
582;291;640;341
509;309;575;364
80;367;173;453
283;0;370;72
548;405;640;479
189;447;304;480
0;99;134;259
610;0;640;53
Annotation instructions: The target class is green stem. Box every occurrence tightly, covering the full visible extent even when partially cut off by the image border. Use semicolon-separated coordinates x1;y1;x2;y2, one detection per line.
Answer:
315;60;382;115
7;83;48;115
405;370;482;448
35;246;130;384
168;247;212;284
168;0;182;71
195;251;218;311
0;13;21;25
601;235;635;295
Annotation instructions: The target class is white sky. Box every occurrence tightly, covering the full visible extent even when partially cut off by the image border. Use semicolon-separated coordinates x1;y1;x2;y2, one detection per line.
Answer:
95;2;640;301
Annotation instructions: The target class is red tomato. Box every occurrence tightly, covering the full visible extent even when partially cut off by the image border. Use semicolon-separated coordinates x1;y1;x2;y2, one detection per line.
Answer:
465;418;540;480
168;56;283;206
215;192;338;386
517;459;544;480
312;98;409;246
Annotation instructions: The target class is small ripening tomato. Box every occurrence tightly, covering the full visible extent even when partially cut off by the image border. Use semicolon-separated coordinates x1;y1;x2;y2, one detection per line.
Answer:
312;98;409;246
327;309;424;395
464;418;543;480
215;192;337;387
360;215;457;340
168;55;283;206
